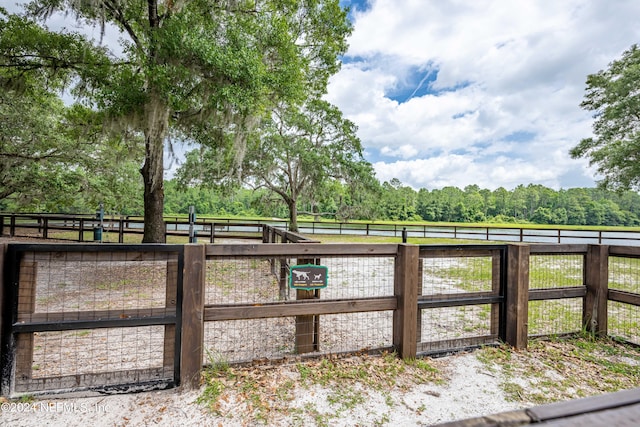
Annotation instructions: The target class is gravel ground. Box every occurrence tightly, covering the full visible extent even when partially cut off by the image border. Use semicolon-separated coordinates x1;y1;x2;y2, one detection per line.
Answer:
0;351;526;427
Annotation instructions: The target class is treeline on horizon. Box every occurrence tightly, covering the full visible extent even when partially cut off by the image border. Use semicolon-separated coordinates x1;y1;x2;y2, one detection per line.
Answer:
7;178;630;228
164;180;640;227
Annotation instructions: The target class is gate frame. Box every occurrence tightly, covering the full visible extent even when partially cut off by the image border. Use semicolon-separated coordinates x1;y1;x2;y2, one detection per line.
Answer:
0;243;185;397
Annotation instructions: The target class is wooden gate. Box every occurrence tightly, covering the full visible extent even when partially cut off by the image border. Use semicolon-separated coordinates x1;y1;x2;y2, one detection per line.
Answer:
1;244;184;396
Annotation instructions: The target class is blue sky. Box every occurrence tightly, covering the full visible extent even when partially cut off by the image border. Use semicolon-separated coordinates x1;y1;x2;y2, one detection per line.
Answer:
6;1;640;191
327;0;640;190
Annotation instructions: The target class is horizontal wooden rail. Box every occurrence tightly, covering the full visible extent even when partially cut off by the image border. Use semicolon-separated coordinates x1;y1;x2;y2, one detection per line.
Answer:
12;314;176;333
13;367;173;393
204;297;397;322
417;335;499;354
609;245;640;257
528;287;587;301
529;244;589;254
205;243;399;258
608;289;640;306
418;293;502;309
17;307;176;324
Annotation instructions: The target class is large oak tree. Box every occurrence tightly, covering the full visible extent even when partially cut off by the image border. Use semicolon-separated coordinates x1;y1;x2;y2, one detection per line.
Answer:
1;1;350;242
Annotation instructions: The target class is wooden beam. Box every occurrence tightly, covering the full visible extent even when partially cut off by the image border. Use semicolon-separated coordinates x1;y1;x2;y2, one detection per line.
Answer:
204;298;397;321
609;245;640;257
164;260;178;370
15;260;37;382
528;287;586;301
584;245;608;336
13;367;172;394
205;243;399;258
529;244;589;255
417;335;499;355
504;244;529;349
180;245;205;390
608;289;640;306
393;244;418;359
17;307;176;324
295;257;319;354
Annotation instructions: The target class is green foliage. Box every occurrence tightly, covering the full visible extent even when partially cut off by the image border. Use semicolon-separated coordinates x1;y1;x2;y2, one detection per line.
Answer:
1;1;352;242
571;44;640;191
177;99;376;230
381;179;640;227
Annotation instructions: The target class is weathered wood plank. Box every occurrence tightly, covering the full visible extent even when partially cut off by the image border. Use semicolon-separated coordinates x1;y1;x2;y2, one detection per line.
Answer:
417;335;499;354
204;297;397;321
505;244;529;349
527;386;640;422
15;261;37;380
490;252;501;337
205;243;399;258
180;245;205;390
295;257;319;354
418;293;502;309
14;367;173;394
609;245;640;258
393;244;418;359
528;287;586;301
419;248;498;258
608;289;640;306
17;307;177;324
0;243;6;370
529;244;589;255
164;260;178;369
29;251;175;263
584;245;609;336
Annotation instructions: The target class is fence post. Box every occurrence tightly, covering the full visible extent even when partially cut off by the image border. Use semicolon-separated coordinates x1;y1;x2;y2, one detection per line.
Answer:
180;244;205;390
393;244;418;359
505;244;529;349
0;243;6;385
295;257;320;354
584;245;609;336
164;259;178;376
118;217;124;243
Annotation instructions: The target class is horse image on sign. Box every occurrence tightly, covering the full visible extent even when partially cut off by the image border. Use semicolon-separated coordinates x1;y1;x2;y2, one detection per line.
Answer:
289;264;328;290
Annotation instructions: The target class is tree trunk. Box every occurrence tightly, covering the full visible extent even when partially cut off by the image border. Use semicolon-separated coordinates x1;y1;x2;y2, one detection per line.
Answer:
288;198;298;232
140;96;170;243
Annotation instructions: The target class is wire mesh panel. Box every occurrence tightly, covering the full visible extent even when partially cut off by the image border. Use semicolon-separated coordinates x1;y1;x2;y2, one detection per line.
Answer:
420;256;496;295
527;254;585;337
608;301;640;345
203;312;394;364
204;253;396;364
4;245;180;396
419;304;494;353
204;318;296;364
17;326;167;393
609;256;640;294
530;254;584;289
206;257;281;305
608;256;640;345
528;298;583;336
417;247;503;354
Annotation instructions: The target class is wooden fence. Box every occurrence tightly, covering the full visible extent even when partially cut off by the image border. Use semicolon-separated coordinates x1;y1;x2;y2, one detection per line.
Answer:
0;241;639;397
4;213;640;246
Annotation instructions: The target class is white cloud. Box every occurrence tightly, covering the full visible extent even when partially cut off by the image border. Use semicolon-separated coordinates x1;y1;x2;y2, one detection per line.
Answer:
327;0;640;190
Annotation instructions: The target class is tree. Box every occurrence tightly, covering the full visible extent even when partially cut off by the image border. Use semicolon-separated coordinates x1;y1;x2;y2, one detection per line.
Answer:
571;44;640;191
0;43;143;214
179;99;372;231
2;1;350;242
